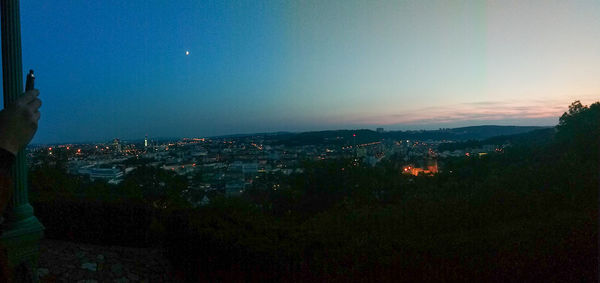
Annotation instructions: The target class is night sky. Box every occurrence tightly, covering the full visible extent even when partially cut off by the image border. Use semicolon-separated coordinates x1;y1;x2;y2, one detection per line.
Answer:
7;1;600;143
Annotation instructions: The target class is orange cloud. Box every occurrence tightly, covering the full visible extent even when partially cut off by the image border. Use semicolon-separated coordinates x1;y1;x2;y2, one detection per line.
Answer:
347;97;597;126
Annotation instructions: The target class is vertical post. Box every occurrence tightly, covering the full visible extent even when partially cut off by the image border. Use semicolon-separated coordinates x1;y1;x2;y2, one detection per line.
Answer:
1;0;44;282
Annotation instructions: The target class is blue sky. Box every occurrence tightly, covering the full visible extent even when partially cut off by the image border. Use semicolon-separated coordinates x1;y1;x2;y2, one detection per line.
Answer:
6;0;599;143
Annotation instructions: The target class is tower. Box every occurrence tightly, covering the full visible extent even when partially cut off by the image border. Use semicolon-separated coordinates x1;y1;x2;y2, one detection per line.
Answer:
113;138;122;152
353;133;357;158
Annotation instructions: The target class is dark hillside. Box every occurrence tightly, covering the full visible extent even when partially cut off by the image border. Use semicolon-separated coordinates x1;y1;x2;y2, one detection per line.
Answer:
438;127;555;151
163;101;597;281
31;101;598;282
272;125;545;146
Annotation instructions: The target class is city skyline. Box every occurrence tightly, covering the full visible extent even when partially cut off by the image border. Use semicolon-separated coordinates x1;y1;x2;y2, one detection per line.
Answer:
30;124;547;146
8;0;600;143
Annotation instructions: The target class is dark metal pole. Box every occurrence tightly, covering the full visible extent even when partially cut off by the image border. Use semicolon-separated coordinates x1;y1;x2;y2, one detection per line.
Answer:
1;0;44;281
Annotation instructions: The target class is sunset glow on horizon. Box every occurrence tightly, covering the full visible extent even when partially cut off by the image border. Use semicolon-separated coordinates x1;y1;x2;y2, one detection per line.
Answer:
15;0;600;143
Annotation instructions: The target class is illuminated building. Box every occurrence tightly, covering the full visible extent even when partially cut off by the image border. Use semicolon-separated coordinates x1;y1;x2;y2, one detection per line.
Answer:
426;158;438;174
144;135;148;147
402;165;424;176
89;167;124;184
113;138;122;152
402;158;438;176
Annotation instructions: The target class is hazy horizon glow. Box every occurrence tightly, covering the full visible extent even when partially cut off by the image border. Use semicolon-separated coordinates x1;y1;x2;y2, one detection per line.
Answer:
4;1;598;143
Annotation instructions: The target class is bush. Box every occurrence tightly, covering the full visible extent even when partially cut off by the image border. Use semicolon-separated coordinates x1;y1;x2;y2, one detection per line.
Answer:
163;198;306;282
33;198;160;247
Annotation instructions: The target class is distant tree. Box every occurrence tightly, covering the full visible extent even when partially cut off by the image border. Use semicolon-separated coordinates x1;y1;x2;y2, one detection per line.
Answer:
191;170;203;184
556;101;600;159
29;165;79;200
119;166;188;208
122;157;156;166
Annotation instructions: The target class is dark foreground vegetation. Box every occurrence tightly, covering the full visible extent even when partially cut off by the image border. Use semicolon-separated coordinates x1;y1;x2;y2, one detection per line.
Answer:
31;101;598;282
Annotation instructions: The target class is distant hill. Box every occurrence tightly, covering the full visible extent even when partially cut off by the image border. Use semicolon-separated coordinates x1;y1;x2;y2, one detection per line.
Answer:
437;127;556;152
265;125;548;146
383;125;547;142
429;125;548;139
211;131;292;139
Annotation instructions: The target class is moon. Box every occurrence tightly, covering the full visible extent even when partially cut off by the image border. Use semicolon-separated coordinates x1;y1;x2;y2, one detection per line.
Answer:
185;50;190;56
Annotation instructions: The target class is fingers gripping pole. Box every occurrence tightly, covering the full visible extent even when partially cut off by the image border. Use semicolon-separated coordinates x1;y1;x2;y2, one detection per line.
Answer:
1;0;44;281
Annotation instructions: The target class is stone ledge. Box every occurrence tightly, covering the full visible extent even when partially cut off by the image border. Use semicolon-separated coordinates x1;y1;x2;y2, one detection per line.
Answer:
38;239;174;282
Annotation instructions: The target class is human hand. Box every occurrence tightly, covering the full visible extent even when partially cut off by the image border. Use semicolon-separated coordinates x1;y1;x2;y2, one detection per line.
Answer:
0;89;41;155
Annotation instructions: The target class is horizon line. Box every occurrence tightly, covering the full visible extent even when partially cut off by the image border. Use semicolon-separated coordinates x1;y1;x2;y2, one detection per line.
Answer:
29;124;555;146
